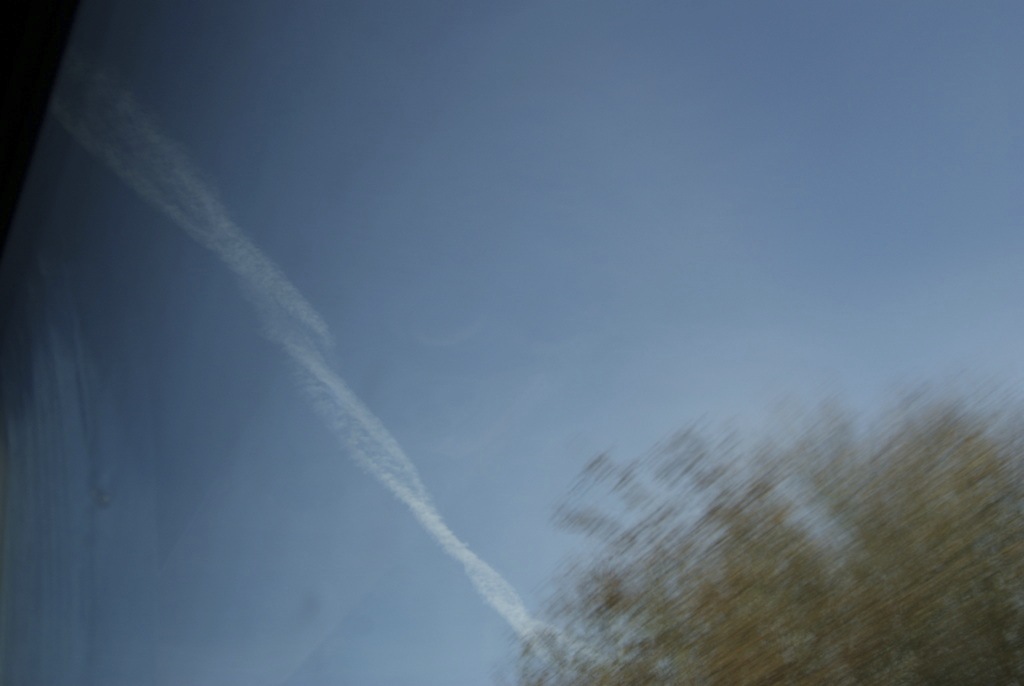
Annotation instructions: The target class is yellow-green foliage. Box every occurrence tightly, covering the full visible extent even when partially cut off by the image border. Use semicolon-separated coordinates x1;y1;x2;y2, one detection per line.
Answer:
513;396;1024;685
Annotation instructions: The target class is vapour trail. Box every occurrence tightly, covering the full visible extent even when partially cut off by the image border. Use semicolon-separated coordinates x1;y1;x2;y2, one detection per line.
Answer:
50;55;542;642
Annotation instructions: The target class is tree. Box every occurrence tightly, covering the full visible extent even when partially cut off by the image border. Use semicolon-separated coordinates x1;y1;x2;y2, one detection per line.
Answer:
511;395;1024;685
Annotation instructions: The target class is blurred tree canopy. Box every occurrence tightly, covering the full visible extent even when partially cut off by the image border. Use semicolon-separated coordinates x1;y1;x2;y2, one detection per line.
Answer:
511;395;1024;685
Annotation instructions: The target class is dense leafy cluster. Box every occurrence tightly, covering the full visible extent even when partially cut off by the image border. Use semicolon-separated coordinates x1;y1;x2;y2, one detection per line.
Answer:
513;397;1024;685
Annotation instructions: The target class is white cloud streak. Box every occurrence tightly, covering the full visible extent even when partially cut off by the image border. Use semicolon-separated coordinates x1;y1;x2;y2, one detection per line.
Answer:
50;54;542;642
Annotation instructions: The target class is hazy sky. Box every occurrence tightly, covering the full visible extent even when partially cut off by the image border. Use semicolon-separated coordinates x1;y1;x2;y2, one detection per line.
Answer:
8;1;1024;684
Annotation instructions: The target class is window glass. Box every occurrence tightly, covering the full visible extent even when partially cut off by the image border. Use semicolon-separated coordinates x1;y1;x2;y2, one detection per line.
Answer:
2;2;1022;684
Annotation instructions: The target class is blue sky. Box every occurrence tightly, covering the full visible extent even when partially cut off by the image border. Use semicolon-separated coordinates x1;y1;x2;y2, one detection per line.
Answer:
6;1;1024;684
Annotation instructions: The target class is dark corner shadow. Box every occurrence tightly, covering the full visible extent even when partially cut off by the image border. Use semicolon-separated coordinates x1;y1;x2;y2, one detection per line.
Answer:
0;0;81;257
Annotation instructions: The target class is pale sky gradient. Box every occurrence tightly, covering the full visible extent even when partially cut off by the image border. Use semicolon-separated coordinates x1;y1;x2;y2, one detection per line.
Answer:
3;2;1023;685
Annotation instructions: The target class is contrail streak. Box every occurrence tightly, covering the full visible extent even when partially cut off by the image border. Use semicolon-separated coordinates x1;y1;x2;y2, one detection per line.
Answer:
50;54;541;641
